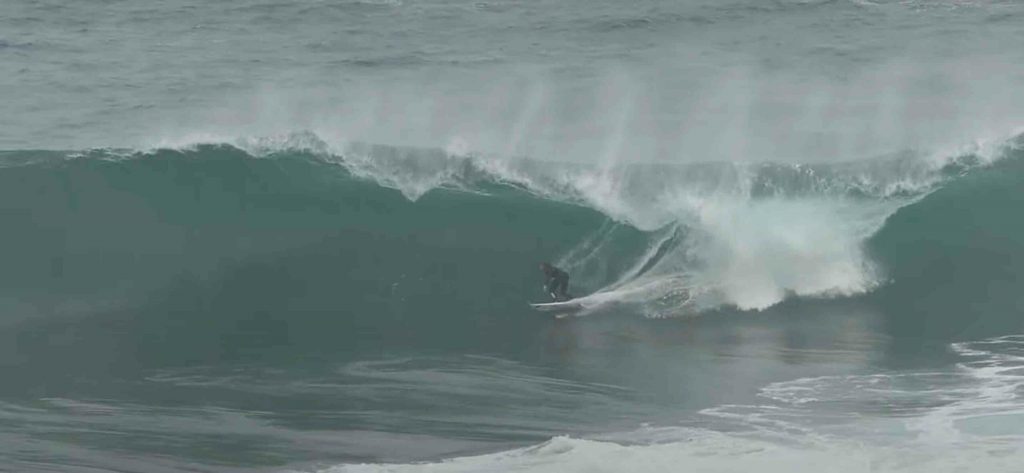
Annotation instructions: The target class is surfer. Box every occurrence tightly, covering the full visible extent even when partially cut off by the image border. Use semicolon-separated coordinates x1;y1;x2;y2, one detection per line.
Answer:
540;262;571;301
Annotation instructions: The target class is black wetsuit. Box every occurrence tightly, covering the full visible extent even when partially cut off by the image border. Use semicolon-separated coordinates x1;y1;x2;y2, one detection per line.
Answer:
544;267;571;301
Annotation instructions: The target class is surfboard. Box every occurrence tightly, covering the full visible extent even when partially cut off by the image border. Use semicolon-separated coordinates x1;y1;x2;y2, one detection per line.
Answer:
530;299;585;314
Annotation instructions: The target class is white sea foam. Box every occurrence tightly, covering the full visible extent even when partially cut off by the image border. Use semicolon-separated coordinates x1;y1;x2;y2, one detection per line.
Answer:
546;167;912;313
312;336;1024;473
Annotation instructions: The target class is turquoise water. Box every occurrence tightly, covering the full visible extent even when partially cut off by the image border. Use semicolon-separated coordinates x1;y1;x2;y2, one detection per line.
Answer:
3;1;1024;472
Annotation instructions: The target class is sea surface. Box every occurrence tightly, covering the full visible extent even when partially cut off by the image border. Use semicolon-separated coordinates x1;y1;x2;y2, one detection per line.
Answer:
2;1;1024;472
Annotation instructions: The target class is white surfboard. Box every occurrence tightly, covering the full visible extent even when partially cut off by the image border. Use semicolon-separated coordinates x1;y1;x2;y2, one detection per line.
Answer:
530;299;585;314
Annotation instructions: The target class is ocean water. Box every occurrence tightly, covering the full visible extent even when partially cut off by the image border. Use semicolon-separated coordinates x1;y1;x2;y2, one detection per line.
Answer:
3;1;1024;472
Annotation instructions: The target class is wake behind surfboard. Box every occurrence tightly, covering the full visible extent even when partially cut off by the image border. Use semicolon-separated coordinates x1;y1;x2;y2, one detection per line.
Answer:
530;290;623;317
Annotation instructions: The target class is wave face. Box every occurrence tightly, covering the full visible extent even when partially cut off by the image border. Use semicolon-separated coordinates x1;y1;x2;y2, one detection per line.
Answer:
0;136;1021;335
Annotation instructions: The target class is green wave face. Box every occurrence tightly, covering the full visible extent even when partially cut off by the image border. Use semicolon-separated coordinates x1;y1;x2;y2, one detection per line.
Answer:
0;147;617;372
868;152;1024;340
1;141;1022;374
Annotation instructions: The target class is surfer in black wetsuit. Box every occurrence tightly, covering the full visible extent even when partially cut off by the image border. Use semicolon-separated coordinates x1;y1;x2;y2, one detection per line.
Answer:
540;262;571;301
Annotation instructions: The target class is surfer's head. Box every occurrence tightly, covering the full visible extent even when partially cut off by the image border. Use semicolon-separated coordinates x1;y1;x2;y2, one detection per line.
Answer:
539;262;553;273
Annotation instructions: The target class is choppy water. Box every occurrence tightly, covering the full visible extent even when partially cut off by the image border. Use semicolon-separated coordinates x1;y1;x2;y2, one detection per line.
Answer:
3;1;1024;472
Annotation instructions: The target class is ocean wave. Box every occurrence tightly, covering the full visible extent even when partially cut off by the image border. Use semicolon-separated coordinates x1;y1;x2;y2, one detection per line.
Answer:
0;131;1021;322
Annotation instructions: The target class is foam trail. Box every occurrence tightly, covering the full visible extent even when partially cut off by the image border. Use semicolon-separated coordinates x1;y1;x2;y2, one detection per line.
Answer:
555;220;620;279
603;225;681;290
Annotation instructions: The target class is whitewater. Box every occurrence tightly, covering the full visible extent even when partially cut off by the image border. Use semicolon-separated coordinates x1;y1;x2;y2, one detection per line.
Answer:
3;0;1024;472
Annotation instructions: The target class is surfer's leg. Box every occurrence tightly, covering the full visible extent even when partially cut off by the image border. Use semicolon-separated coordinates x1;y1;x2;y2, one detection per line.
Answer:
556;278;569;300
